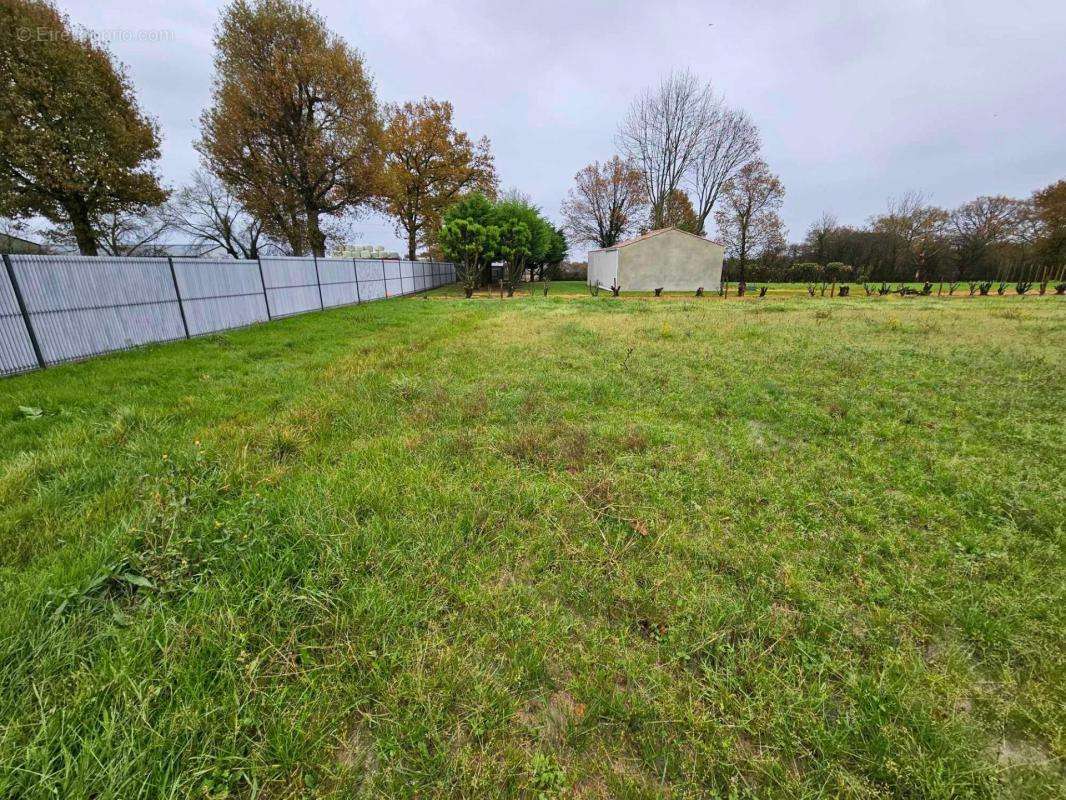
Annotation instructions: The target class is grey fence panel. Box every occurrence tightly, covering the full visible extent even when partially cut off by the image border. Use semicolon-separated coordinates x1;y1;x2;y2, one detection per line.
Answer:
399;261;415;295
259;257;321;318
0;264;38;376
383;261;403;297
355;260;386;301
1;255;455;377
10;255;184;365
173;258;268;336
317;258;360;308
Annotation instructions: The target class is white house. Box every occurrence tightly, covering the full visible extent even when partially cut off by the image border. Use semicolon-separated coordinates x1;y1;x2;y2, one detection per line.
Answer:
587;227;724;292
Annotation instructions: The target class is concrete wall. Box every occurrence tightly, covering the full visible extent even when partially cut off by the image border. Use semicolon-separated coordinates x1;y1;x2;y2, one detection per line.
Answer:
587;248;618;288
618;230;723;291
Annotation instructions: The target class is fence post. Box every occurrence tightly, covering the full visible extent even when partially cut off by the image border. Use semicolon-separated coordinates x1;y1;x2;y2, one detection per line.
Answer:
257;257;271;319
381;258;387;297
166;257;190;339
312;254;324;309
2;253;45;370
352;259;361;304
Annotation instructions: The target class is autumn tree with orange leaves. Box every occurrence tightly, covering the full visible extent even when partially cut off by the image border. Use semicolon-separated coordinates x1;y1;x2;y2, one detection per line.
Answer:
0;0;167;255
714;159;785;291
561;156;646;249
199;0;382;257
379;98;496;260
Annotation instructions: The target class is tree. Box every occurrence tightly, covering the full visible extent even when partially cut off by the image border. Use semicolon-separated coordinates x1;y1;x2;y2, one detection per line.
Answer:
496;215;532;297
443;193;500;286
1030;180;1066;275
869;192;949;281
948;195;1022;279
440;193;556;292
167;171;268;259
619;70;759;234
199;0;382;257
379;98;496;260
687;101;760;235
542;227;568;281
439;217;499;297
495;197;550;288
714;160;785;289
0;0;167;255
660;189;700;234
560;156;645;248
45;206;171;256
442;192;498;230
804;213;839;266
618;69;712;230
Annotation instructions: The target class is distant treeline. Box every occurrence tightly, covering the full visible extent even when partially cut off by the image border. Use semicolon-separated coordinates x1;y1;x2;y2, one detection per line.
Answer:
726;183;1065;285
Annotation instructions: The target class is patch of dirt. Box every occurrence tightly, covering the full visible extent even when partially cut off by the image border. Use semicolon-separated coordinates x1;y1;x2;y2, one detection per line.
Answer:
989;738;1054;769
492;556;532;592
518;689;586;745
335;720;379;780
746;419;768;448
545;690;579;742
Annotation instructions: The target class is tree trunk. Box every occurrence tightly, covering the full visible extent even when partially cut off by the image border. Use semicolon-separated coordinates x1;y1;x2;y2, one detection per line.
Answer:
306;208;325;257
737;229;748;286
64;201;99;256
406;227;417;261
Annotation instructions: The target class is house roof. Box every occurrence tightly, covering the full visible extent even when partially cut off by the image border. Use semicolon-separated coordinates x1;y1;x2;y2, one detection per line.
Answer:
588;227;723;253
0;232;47;254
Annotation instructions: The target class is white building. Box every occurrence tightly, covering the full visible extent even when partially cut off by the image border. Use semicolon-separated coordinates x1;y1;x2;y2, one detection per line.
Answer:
587;227;724;292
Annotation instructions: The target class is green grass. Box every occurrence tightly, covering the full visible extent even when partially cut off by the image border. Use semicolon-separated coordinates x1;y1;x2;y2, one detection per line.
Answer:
437;280;1010;300
1;291;1063;798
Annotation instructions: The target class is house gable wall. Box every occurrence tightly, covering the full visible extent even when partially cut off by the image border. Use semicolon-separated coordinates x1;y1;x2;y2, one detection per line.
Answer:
617;229;723;291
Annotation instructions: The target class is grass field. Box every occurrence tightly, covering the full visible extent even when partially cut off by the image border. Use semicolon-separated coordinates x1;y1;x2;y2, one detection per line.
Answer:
1;289;1063;798
439;280;1019;300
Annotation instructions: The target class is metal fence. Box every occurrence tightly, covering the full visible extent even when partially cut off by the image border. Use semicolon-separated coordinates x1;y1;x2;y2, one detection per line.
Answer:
0;254;455;377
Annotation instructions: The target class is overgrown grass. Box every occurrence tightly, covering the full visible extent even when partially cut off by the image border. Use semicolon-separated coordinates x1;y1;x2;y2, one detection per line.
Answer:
1;291;1063;798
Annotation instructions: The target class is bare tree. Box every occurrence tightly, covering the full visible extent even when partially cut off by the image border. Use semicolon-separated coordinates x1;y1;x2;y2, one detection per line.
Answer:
619;70;760;235
167;171;268;259
45;205;171;255
714;160;785;291
561;157;646;248
804;212;839;264
870;191;949;280
948;195;1026;278
688;102;760;235
618;69;712;230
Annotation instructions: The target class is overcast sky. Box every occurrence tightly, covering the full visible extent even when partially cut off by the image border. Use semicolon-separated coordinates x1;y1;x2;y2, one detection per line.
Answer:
62;0;1066;255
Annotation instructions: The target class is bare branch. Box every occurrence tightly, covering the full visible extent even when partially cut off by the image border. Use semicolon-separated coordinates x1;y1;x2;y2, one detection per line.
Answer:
688;101;761;235
617;69;713;230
